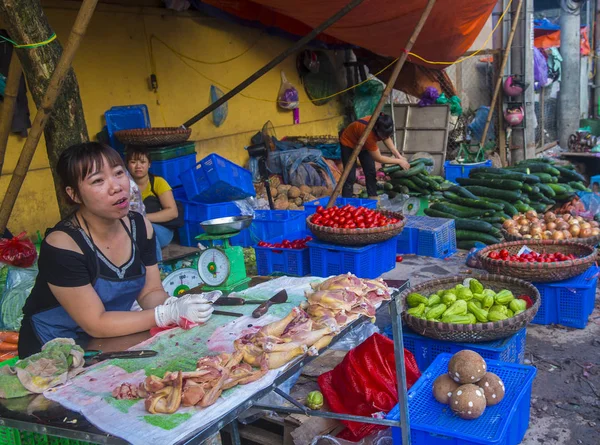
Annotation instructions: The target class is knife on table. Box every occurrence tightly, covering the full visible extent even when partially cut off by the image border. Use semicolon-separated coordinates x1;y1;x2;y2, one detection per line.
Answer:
252;289;288;318
84;350;158;362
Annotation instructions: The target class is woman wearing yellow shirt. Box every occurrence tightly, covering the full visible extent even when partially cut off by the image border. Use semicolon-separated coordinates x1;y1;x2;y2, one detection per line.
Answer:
126;147;179;261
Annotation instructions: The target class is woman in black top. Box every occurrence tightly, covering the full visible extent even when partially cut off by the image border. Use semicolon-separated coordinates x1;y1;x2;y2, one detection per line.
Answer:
18;143;214;358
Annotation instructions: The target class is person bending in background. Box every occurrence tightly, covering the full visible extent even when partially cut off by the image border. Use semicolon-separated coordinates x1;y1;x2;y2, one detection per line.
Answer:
339;113;410;199
126;147;178;261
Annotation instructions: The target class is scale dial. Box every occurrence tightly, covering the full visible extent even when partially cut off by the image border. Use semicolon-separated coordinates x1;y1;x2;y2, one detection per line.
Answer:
161;268;203;296
197;247;230;287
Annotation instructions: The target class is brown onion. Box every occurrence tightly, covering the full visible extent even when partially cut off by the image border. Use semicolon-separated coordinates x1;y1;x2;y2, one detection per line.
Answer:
581;228;593;238
546;222;557;231
592;228;600;236
552;231;565;240
569;224;581;237
526;210;538;220
503;219;517;229
519;225;531;235
544;212;557;222
562;230;572;239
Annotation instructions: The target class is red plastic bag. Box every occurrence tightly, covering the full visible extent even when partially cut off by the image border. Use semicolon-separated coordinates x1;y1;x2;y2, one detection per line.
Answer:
318;333;421;442
0;232;37;267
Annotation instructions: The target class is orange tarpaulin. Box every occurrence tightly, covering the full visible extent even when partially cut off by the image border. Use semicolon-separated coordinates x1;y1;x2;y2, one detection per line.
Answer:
534;28;590;55
201;0;498;70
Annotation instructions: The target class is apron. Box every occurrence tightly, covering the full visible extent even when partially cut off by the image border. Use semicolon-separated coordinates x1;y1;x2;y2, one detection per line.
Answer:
31;216;146;346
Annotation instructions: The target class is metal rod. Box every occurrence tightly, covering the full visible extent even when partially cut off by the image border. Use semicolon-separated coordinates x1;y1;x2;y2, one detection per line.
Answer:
327;0;438;207
0;0;99;234
479;0;524;149
390;294;411;445
228;420;241;445
181;0;366;128
252;404;402;427
0;52;22;177
273;387;309;414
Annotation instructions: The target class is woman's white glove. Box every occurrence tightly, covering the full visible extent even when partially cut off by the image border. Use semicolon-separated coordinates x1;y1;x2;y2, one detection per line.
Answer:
154;294;215;327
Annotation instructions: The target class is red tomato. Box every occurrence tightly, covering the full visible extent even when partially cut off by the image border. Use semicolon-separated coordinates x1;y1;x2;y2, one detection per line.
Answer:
489;251;499;260
316;206;325;214
396;255;403;263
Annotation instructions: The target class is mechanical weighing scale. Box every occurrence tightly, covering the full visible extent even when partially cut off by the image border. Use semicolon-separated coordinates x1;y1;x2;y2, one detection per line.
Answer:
195;215;253;292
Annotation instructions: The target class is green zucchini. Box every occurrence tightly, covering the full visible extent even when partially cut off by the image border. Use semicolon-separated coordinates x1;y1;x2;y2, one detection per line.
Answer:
448;185;479;200
555;166;585;182
430;175;445;183
391;178;419;190
514;202;531;213
471;172;540;184
383;182;394;191
548;183;567;194
410;175;430;189
443;192;504;211
410;157;434;167
424;207;456;219
521;183;533;193
454;219;494;233
463;186;522;202
480;216;507;224
421;175;441;191
456;230;501;245
456;177;523;191
441;202;494;217
390;163;425;179
536;183;556;197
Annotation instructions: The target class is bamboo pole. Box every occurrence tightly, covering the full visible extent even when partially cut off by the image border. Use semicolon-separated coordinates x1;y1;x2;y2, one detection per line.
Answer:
0;52;22;177
182;0;366;128
328;0;438;208
479;0;524;150
0;0;98;233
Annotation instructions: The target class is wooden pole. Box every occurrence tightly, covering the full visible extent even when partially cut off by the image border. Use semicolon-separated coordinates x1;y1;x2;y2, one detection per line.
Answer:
540;86;546;148
479;0;524;150
328;0;438;208
0;52;22;177
182;0;366;128
496;51;507;166
0;0;98;233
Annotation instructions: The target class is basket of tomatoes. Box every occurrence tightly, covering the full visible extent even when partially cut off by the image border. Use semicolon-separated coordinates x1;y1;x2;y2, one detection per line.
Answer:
306;205;405;246
476;240;597;283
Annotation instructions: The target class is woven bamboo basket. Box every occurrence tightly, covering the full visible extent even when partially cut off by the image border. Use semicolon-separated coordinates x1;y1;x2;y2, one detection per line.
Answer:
306;210;405;246
476;240;596;283
501;228;600;247
115;127;191;146
401;275;540;342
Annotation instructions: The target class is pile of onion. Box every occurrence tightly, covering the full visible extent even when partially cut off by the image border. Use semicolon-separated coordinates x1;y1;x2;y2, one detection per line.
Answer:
502;211;600;241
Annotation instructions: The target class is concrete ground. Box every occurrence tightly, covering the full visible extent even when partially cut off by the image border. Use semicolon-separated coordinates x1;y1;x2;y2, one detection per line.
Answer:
382;253;600;445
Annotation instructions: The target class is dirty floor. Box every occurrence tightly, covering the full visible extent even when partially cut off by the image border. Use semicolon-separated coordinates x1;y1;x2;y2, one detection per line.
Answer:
382;253;600;445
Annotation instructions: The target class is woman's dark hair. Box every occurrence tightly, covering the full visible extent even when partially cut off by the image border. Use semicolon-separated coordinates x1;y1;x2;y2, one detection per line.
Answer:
57;142;125;202
373;113;394;140
125;146;151;164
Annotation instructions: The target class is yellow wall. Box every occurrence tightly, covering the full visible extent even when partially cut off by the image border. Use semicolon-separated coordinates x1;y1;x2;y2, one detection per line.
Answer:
2;2;344;235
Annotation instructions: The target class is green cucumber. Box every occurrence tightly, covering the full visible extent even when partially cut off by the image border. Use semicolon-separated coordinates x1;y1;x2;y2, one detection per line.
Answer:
471;172;540;184
410;175;430;189
569;181;587;191
530;202;548;213
463;186;522;202
424;207;456;219
456;177;522;190
548;183;567;194
536;183;556;197
509;164;560;176
383;182;394;191
430;203;490;218
456;230;501;245
517;158;553;164
410;157;434;167
392;178;419;190
430;175;445;183
534;173;558;183
448;185;479;200
480;198;518;216
390;163;425;179
443;192;504;211
421;175;441;191
441;202;494;217
555;166;585;182
454;219;494;233
480;216;507;224
514;202;531;213
381;165;401;174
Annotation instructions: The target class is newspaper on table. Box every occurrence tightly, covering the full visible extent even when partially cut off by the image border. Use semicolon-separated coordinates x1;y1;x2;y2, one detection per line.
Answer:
45;276;322;445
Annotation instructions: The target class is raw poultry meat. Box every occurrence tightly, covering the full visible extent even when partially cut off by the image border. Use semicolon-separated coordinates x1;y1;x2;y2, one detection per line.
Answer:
112;274;392;415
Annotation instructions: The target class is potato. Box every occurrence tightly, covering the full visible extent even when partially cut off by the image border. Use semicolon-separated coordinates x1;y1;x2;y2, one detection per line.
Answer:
303;194;317;202
288;186;301;199
275;200;289;210
288;203;299;210
277;185;292;194
269;187;278;199
299;185;312;195
295;197;303;206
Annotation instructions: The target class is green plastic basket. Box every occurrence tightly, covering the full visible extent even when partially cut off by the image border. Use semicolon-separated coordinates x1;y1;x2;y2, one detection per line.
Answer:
0;426;93;445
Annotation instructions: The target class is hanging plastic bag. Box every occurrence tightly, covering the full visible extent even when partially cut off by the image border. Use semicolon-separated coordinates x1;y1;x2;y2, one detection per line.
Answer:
318;333;421;442
210;85;228;127
0;265;38;330
128;173;145;216
0;233;37;268
277;71;299;110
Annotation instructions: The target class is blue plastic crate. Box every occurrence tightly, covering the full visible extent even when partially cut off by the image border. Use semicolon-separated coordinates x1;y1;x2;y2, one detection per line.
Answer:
104;105;150;154
180;153;255;203
405;215;457;258
383;326;526;370
386;353;537;445
397;226;418;254
149;153;196;188
308;236;397;278
249;210;306;242
172;186;186;201
303;197;378;216
531;265;598;329
255;232;311;277
444;160;492;184
181;199;241;223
